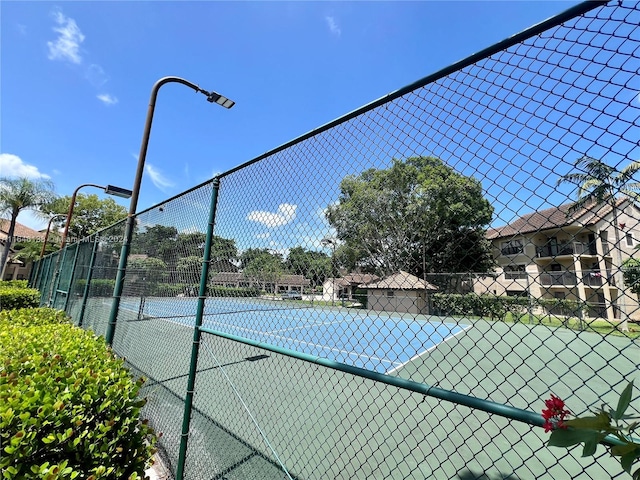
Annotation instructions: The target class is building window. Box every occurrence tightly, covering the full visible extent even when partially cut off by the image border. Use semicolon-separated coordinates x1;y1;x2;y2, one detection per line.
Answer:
501;240;523;256
504;264;527;279
386;291;395;298
626;233;634;247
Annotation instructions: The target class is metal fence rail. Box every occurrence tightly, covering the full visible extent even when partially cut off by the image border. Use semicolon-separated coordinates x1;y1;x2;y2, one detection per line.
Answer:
32;1;639;479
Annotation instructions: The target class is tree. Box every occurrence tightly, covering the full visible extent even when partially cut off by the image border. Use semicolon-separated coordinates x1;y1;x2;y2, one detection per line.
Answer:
41;193;127;241
286;246;331;288
176;255;202;284
557;156;640;332
131;225;178;261
622;258;640;297
240;249;284;292
12;240;58;263
0;177;57;278
325;156;494;278
128;256;168;295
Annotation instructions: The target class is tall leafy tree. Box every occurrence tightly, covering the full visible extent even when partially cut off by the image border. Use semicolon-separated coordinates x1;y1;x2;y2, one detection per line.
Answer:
286;246;331;287
131;225;178;261
240;249;284;292
41;193;127;241
0;177;57;277
557;156;640;332
325;156;494;278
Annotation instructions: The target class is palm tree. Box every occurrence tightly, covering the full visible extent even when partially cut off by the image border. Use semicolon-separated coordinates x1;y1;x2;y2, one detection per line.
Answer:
0;177;57;279
557;156;640;332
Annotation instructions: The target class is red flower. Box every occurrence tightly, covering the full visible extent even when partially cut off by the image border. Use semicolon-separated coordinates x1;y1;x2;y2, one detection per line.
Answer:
542;394;570;432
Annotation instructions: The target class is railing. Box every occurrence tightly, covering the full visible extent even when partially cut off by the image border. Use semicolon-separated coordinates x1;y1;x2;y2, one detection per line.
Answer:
500;246;523;256
535;242;598;258
539;271;577;286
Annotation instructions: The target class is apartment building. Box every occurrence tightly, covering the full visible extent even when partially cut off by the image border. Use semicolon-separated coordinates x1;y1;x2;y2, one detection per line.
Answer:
478;198;640;323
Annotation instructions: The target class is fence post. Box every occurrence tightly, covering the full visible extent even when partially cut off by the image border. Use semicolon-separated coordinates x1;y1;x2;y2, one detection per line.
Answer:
77;235;99;327
176;178;221;480
62;244;81;313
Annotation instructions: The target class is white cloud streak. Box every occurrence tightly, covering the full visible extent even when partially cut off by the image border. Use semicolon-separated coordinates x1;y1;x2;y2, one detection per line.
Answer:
47;9;85;64
247;204;297;228
0;153;50;179
325;16;341;37
145;164;175;192
97;93;118;105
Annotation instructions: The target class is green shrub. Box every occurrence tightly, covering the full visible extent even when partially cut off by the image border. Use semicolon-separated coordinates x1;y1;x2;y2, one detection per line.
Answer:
153;283;194;297
88;279;115;297
0;286;40;310
0;280;29;289
207;285;261;297
432;293;529;321
0;308;156;479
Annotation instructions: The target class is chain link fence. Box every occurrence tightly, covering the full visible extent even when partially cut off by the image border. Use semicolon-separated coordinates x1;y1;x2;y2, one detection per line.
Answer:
32;1;639;478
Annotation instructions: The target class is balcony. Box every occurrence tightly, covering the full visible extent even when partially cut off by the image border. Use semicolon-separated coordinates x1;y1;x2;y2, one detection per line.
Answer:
535;242;598;258
500;246;523;256
539;271;577;286
582;270;615;287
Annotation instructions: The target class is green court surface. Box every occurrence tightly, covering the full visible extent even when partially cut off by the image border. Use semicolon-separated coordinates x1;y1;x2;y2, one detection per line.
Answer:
85;297;638;480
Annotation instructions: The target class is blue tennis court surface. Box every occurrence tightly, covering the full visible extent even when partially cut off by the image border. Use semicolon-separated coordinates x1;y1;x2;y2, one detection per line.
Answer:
118;297;470;374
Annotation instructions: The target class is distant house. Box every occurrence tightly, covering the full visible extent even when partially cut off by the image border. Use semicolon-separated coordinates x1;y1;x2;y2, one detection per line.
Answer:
480;198;640;323
209;272;310;294
360;271;438;315
0;220;46;281
322;273;379;302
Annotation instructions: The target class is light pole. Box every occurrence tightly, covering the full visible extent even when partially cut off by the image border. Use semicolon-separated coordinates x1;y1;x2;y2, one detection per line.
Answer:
39;214;67;261
60;184;133;250
106;76;234;346
321;237;338;306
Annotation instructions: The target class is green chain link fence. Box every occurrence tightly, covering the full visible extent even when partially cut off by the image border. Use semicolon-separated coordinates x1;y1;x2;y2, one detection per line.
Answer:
32;1;639;478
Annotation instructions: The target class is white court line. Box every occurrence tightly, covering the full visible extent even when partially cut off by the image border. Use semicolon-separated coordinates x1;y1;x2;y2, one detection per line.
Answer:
204;319;395;366
385;323;473;375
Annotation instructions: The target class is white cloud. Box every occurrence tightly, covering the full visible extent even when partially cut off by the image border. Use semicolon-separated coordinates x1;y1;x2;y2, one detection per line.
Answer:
97;93;118;105
247;203;297;228
325;16;341;37
145;164;175;192
256;232;271;239
0;153;50;179
47;9;85;64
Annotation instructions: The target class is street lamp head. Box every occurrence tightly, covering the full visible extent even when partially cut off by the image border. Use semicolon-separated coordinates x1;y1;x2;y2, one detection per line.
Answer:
104;185;133;199
206;91;235;109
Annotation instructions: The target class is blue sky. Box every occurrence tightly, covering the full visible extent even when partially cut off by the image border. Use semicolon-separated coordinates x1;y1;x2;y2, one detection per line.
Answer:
3;0;616;252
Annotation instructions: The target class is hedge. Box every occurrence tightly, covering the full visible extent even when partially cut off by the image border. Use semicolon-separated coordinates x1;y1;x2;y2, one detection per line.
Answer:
432;293;530;321
0;308;156;479
0;280;29;289
0;286;40;310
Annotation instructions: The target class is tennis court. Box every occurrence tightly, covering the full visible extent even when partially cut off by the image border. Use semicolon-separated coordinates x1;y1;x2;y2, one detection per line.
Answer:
112;296;470;374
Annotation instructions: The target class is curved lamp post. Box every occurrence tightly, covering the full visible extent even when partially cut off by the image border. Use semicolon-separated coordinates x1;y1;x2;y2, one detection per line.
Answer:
60;184;133;250
102;77;234;480
39;214;67;261
106;77;234;345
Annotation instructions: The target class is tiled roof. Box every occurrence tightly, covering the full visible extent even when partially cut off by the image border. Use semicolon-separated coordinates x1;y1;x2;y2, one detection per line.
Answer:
0;219;46;241
341;273;379;285
361;270;438;291
487;198;627;240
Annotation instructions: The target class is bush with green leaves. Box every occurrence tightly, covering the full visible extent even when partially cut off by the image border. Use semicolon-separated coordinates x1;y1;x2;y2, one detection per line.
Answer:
0;280;29;289
432;293;529;321
0;285;40;310
0;308;156;479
